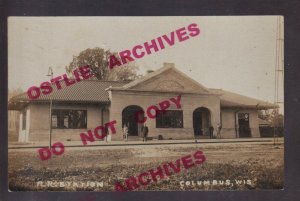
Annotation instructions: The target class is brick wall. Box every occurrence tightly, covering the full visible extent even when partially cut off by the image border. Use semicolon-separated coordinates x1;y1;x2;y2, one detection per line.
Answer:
28;103;106;142
109;91;221;141
221;108;260;138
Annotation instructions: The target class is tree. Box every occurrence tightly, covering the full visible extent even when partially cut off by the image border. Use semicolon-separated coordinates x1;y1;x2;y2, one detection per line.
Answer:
258;109;284;127
66;47;140;81
258;110;271;121
270;109;284;127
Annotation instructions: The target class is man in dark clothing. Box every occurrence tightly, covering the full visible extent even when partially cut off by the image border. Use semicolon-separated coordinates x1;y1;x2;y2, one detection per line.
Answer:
141;124;149;142
209;126;214;139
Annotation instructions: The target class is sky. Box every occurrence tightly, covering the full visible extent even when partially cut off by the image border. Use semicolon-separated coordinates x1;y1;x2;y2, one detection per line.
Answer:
8;16;284;112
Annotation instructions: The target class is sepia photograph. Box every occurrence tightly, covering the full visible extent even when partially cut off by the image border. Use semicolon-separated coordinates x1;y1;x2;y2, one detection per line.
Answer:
8;16;284;191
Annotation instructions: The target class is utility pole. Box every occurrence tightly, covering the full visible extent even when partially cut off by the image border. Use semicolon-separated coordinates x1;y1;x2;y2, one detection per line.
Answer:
273;16;284;146
47;67;54;148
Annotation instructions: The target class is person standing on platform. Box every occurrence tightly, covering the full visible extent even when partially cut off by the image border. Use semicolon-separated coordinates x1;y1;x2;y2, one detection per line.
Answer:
217;123;222;139
142;124;149;142
123;124;128;141
209;126;214;139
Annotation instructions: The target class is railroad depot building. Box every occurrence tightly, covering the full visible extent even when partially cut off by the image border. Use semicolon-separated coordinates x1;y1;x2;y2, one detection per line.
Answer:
8;63;277;143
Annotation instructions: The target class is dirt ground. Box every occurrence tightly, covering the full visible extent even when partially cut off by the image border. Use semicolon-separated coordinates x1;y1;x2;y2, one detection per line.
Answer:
8;140;284;191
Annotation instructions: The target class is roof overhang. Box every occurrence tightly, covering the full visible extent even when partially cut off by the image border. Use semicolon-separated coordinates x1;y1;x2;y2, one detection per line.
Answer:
8;101;30;110
8;100;111;111
106;87;219;96
221;104;279;110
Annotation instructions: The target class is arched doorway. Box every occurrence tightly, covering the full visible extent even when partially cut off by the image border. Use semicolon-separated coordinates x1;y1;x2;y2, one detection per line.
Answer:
193;107;211;137
122;105;144;136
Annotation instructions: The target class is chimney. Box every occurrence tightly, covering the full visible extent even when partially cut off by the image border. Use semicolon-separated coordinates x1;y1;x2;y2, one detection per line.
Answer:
146;70;155;74
163;62;175;68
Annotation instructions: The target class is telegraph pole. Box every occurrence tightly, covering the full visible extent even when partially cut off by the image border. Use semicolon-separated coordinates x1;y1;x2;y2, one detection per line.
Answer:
47;67;54;148
273;16;284;146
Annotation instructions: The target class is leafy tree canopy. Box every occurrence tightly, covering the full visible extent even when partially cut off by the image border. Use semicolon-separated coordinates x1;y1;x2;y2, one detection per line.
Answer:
66;47;141;81
258;109;284;127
